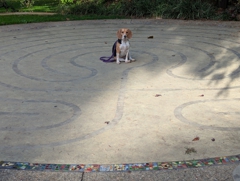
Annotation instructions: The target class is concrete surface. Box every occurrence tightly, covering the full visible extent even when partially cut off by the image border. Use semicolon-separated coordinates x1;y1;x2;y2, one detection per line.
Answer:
0;19;240;180
234;164;240;181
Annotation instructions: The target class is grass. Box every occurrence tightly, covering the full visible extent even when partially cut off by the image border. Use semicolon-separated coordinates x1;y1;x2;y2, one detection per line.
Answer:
0;0;126;26
21;0;60;12
20;5;58;12
0;14;126;25
0;0;59;12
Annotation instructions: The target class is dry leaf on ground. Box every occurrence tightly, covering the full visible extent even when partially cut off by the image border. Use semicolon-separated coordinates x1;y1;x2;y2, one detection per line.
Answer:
185;147;197;154
192;136;200;141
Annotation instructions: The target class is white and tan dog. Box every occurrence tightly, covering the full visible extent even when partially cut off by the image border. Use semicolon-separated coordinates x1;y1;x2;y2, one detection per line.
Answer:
112;28;135;64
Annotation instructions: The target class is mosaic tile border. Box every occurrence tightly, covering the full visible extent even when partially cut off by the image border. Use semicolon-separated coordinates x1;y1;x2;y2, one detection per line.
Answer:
1;155;239;172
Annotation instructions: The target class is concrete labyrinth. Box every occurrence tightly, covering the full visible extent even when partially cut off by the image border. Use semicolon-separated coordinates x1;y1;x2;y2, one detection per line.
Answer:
0;19;240;164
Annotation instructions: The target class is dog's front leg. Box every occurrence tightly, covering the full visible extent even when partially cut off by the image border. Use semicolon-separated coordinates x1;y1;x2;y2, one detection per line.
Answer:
116;53;120;64
128;52;136;62
125;50;130;63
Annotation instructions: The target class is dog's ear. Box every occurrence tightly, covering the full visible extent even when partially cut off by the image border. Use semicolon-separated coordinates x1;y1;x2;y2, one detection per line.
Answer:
127;29;132;39
117;29;122;39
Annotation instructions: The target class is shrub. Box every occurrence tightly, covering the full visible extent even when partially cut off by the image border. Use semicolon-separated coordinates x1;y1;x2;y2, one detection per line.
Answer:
56;3;72;14
155;0;215;19
20;0;35;8
56;0;221;20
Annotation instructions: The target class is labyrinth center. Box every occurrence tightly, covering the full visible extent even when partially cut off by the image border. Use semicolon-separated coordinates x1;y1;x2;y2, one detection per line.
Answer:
0;20;240;164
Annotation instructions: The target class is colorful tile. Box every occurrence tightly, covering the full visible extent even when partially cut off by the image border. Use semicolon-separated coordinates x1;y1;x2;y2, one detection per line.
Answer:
16;162;30;170
29;163;41;170
158;162;173;170
113;164;129;171
229;156;240;162
69;164;85;171
39;164;47;171
44;164;57;170
63;164;70;171
144;162;158;170
236;155;240;160
129;163;145;171
172;161;187;169
200;158;215;166
84;164;100;172
185;160;204;168
0;161;16;169
99;165;114;172
54;164;63;171
214;157;230;164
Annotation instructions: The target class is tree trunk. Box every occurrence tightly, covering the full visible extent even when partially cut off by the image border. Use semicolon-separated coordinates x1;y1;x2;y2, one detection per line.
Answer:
218;0;229;9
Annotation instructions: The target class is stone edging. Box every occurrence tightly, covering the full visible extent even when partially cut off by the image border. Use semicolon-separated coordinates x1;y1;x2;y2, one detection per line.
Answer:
0;154;239;172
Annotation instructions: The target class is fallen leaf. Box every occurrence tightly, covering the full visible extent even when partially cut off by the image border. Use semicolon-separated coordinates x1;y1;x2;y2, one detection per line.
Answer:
185;147;197;154
199;94;204;97
155;94;162;97
211;138;215;141
66;18;70;21
172;55;175;57
148;36;154;39
105;42;107;44
105;121;109;124
192;136;200;141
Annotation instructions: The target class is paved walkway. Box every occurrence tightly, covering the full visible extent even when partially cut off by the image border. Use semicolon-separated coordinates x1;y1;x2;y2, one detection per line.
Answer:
0;19;240;180
0;12;56;15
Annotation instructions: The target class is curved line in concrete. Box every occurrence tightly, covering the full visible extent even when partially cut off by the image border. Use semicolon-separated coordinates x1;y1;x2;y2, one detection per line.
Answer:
0;98;81;131
0;50;159;148
13;50;97;82
174;99;240;131
1;25;238;49
41;53;97;79
0;40;239;91
1;26;240;58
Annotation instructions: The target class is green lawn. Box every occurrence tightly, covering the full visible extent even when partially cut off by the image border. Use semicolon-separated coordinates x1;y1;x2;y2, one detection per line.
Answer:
0;0;126;25
0;14;126;25
0;0;59;12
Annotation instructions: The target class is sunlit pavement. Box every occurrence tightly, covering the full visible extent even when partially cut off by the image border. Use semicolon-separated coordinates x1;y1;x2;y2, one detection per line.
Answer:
0;19;240;179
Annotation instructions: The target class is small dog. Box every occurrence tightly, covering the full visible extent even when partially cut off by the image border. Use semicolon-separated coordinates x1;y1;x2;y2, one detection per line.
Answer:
112;28;135;64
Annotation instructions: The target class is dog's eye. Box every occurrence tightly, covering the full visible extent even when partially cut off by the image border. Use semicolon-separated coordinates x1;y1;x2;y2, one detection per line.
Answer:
122;31;124;33
126;32;128;33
